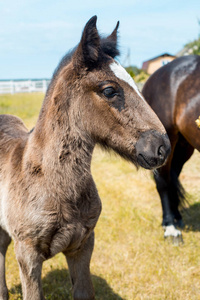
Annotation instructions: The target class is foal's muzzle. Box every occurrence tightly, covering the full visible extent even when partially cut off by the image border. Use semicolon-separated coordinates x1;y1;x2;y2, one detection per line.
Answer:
135;130;171;169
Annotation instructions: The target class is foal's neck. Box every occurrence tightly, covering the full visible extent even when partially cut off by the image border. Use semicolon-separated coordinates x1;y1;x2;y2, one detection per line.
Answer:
27;84;95;182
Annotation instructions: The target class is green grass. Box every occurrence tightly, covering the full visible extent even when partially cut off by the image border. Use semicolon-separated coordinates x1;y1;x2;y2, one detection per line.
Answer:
1;93;200;300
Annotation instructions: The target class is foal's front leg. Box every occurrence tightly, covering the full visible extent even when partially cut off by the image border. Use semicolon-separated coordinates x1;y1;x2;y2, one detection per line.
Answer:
14;241;45;300
65;232;95;300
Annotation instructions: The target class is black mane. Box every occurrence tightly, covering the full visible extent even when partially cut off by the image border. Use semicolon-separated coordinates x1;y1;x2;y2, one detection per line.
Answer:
101;36;120;59
52;47;76;80
51;35;120;83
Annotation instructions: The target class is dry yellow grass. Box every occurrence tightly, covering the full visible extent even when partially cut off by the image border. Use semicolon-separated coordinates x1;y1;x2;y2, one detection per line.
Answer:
1;93;200;299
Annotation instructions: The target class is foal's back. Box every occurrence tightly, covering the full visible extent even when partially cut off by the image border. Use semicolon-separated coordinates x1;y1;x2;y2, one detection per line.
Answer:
0;114;28;168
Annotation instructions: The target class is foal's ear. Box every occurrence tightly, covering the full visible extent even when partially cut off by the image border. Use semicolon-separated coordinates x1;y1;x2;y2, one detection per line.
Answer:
107;21;120;43
101;21;120;58
73;16;101;70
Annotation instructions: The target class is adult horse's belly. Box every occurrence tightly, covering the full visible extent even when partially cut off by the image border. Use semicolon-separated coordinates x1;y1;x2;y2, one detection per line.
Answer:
175;92;200;151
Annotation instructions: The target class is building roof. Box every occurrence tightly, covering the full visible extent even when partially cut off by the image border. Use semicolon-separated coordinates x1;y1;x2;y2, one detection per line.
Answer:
142;53;176;70
143;53;176;64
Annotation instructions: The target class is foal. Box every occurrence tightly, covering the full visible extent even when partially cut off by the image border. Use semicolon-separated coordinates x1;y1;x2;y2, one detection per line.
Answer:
0;16;170;300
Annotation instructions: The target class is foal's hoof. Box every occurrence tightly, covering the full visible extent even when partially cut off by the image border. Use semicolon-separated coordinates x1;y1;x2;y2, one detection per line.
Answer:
164;225;184;246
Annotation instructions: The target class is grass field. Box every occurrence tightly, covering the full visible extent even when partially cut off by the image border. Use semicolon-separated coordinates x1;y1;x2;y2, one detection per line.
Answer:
1;93;200;300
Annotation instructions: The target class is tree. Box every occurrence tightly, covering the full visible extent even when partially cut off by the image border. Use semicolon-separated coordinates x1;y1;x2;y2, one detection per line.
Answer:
184;19;200;55
125;66;149;83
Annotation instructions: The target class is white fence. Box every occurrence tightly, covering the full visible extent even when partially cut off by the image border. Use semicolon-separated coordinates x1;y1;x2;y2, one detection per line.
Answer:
0;79;51;94
0;79;144;95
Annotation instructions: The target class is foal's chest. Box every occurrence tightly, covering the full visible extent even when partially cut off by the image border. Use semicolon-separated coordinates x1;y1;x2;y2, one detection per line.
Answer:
49;195;102;257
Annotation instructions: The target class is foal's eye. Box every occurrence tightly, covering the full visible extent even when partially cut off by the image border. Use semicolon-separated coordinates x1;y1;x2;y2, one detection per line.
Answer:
102;87;117;98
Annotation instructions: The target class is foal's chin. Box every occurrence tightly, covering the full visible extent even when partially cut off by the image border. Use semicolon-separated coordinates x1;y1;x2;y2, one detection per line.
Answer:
136;154;167;170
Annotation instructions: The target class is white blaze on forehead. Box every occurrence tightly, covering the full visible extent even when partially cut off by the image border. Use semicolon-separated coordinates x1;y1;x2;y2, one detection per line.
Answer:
110;61;144;100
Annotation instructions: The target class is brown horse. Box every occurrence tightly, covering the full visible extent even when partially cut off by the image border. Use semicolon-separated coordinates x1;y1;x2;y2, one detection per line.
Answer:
0;16;170;300
142;54;200;244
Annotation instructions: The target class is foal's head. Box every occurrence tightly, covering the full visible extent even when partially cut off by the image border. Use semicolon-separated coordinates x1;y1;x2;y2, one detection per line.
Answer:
50;16;170;169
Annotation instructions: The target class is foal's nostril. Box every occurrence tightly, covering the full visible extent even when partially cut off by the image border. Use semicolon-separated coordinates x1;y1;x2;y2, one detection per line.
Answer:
158;145;165;159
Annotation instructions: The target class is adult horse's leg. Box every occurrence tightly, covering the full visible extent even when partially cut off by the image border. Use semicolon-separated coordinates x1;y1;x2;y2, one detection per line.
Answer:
14;241;45;300
154;166;183;244
65;232;95;300
153;132;184;244
154;133;194;244
170;134;194;227
0;227;11;300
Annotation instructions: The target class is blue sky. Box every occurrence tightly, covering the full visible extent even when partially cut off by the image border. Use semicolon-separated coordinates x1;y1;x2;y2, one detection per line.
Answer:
0;0;200;79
